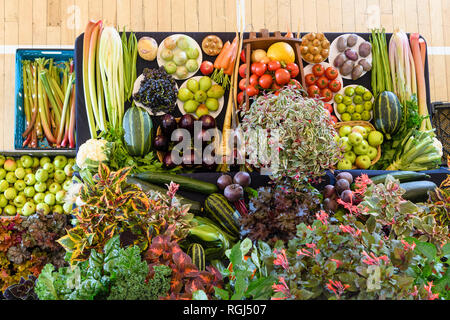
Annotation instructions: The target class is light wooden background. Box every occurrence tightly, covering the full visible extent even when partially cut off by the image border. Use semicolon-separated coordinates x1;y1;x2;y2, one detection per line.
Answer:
0;0;449;151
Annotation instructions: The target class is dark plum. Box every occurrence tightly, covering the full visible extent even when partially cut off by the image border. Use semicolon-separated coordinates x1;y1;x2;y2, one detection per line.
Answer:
335;179;350;194
179;114;195;134
161;114;178;136
154;135;169;151
162;153;176;169
199;115;216;131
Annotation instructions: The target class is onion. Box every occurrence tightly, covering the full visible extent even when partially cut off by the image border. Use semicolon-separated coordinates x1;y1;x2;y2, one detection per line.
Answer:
251;49;267;63
138;37;158;61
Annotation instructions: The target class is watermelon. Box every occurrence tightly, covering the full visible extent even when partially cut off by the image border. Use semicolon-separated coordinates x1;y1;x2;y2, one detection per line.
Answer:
373;91;403;140
123;105;153;156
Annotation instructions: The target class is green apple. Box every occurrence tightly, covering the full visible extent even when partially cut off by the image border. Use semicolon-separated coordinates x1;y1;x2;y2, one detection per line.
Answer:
49;182;62;194
63;202;73;214
24;186;36;198
54;170;66;184
14;194;27;208
344;151;357;164
40;157;51;167
346;105;355;114
337;159;353;170
339;125;352;137
24;173;36;186
63;180;72;192
354;104;364;113
355;85;366;96
55;190;66;204
68;158;76;167
16;160;23;168
341;113;352;122
14;180;26;192
25;168;32;174
344;87;355;97
34;182;47;193
44;193;56;206
351;113;362;120
21;202;36;216
336;103;346;114
34;193;46;204
53;205;64;215
4;159;17;172
361;111;371;121
64;164;74;177
32;157;40;168
367;146;378;160
363;101;373;111
368;131;384;147
342;96;353;106
36;203;50;215
6;172;17;184
35;169;49;183
0;194;7;208
0;168;6;180
334;94;344;104
20;155;33;168
353;95;363;105
348;132;363;146
43;162;55;173
352;125;368;139
53;155;67;169
354;140;369;155
0;155;5;167
355;155;371;169
4;187;17;200
0;180;9;192
338;137;352;152
363;91;373;101
4;205;17;216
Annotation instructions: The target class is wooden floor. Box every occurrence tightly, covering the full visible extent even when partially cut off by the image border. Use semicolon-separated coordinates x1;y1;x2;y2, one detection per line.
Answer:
0;0;449;151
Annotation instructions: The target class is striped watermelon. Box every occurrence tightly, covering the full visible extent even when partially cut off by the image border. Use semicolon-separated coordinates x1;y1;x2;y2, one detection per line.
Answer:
373;91;403;140
123;105;153;157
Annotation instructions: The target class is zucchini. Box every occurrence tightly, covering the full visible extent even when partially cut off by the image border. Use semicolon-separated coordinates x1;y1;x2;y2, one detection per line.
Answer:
370;171;431;185
133;172;219;195
127;176;202;214
400;181;437;202
205;193;241;237
187;243;206;271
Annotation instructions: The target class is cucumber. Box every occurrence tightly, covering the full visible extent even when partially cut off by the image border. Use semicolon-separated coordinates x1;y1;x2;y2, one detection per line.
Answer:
133;172;219;195
400;181;437;202
370;171;431;185
127;176;202;214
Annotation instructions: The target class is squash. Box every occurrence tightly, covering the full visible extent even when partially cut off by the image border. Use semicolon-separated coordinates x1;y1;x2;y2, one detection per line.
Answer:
373;91;403;140
123;104;153;157
267;42;296;64
204;193;240;237
187;243;206;271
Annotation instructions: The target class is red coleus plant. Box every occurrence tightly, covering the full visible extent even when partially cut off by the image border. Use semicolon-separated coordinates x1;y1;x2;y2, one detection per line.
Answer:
144;227;223;300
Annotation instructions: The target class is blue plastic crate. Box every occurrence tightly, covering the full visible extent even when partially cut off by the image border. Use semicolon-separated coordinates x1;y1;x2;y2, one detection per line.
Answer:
14;48;74;151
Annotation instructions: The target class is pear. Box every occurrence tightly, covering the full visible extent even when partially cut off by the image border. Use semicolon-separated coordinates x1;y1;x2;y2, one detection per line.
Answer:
205;98;219;111
207;84;225;99
196;105;210;118
184;100;199;113
178;88;194;102
194;90;207;103
199;76;212;92
186;79;199;93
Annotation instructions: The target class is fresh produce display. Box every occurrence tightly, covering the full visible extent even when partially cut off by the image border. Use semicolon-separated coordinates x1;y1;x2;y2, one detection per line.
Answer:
201;35;224;56
333;85;374;121
177;76;225;118
304;62;342;104
300;32;330;63
20;58;75;148
330;33;372;80
335;122;382;169
133;67;178;115
157;34;202;80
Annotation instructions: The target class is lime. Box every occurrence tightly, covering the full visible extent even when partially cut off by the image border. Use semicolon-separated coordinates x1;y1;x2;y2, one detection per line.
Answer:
353;95;363;104
334;94;344;104
355;104;364;113
352;113;362;121
355;85;366;96
363;91;373;101
344;87;355;97
343;96;353;106
337;103;347;114
341;113;352;121
363;101;373;111
361;110;371;121
347;105;355;114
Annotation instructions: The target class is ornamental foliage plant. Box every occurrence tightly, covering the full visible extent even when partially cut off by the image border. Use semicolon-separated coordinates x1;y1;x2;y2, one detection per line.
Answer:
240;85;341;187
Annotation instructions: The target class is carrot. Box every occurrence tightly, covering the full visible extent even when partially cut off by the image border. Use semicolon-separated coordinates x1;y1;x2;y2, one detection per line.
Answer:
285;24;293;38
221;36;238;70
224;38;239;75
214;41;231;69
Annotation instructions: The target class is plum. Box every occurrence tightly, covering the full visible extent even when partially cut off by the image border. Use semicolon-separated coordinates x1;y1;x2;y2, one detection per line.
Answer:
336;172;353;185
335;179;350;194
340;189;354;203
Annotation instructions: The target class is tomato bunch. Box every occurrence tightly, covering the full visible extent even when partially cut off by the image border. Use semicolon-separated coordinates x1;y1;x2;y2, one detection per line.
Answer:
305;64;341;102
237;60;301;103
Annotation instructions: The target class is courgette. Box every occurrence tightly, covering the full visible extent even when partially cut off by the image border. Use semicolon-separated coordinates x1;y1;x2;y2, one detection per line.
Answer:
127;176;202;214
133;172;219;195
400;181;437;202
370;171;431;185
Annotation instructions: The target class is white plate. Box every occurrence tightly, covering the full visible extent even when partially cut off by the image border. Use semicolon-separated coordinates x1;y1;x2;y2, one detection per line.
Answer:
176;76;225;119
329;34;372;80
303;62;343;100
133;73;179;116
157;34;203;80
333;84;374;122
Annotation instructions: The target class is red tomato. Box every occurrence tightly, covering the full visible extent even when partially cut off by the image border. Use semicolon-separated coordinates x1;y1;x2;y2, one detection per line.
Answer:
289;79;302;89
286;63;300;78
325;66;338;80
239;64;248;78
271;82;282;90
252;62;267;76
246;85;259;97
250;63;257;74
268;60;282;72
328;79;342;92
312;64;325;77
321;88;333;102
240;50;246;63
305;74;316;86
239;78;247;91
275;68;291;85
316;76;329;89
307;85;320;97
324;103;334;114
200;61;214;75
259;74;273;89
237;91;244;104
249;74;259;86
331;115;338;124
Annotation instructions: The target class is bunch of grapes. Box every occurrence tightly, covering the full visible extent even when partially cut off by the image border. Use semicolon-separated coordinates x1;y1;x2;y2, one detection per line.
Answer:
134;67;178;114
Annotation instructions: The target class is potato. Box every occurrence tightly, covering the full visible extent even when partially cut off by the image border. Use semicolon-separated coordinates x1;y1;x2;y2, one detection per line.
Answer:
359;59;372;71
359;42;372;57
352;64;364;80
340;60;355;76
333;53;347;68
345;48;358;61
336;36;347;52
347;34;358;47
